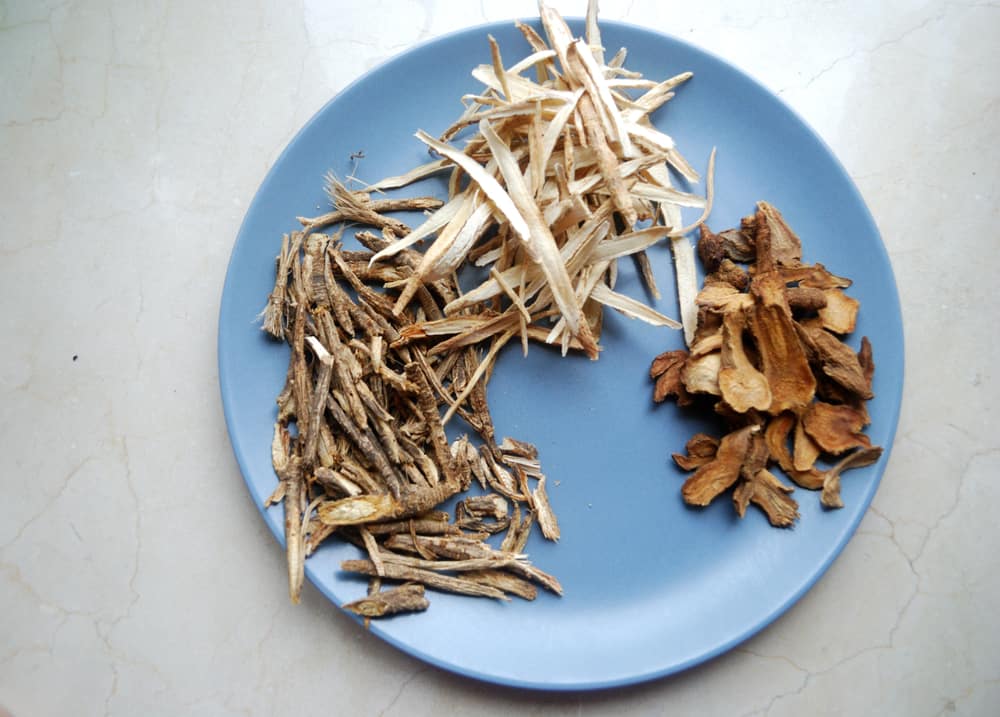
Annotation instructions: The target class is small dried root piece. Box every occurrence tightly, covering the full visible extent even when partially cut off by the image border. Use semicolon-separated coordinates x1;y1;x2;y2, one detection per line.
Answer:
653;201;883;525
342;584;430;618
819;445;884;509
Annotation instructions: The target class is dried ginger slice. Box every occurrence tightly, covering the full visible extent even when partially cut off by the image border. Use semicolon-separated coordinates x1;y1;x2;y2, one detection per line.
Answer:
681;425;756;506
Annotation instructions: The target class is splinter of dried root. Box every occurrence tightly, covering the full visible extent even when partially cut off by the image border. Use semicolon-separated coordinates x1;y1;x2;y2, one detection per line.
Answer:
340;559;509;600
364;516;460;537
533;475;561;541
285;472;306;604
300;196;444;231
342;584;430;618
260;232;303;340
317;473;465;526
377;551;525;573
464;570;538;600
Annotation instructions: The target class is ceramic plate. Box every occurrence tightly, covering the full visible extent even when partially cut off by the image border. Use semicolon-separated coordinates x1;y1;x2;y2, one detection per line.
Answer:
218;18;904;690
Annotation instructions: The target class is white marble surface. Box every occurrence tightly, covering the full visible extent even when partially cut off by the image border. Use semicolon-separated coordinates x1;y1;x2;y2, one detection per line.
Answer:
1;0;998;714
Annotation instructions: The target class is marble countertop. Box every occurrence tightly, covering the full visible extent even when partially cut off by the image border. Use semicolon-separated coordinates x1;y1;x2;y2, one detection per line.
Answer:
2;1;997;714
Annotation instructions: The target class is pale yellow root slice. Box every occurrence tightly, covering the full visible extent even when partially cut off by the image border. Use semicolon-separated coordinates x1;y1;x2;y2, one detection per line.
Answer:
669;147;717;347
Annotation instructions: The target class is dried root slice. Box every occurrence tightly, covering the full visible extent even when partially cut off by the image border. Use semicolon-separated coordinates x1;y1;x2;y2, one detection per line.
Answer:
740;469;799;528
672;433;719;471
819;446;884;509
718;309;771;413
654;200;883;525
682;426;756;506
464;570;538;601
342;584;430;618
341;560;510;601
802;401;872;455
650;349;691;405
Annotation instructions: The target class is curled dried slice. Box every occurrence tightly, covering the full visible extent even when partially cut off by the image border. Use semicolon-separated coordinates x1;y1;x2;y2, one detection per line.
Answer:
650;349;691;405
819;446;884;509
802;401;872;455
672;433;720;471
682;350;722;396
817;288;859;334
742;469;799;528
681;426;756;506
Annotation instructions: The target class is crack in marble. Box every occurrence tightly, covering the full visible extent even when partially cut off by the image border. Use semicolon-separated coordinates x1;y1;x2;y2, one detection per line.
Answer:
0;18;50;32
0;561;100;625
253;601;284;662
746;446;999;715
736;647;810;675
0;601;70;667
103;662;120;717
780;9;949;94
735;649;810;717
906;446;996;572
88;436;142;716
1;454;96;552
933;676;1000;716
376;666;429;717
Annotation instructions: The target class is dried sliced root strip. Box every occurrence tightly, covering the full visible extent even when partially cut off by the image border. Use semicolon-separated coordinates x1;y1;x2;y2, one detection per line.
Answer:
341;560;509;600
590;282;681;329
532;475;560;541
464;570;538;600
342;584;430;618
367;159;450;191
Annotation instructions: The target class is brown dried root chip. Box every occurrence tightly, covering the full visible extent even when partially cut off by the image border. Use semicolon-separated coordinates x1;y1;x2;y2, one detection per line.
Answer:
718;309;771;413
742;469;799;528
681;426;756;506
342;584;430;618
802;401;872;455
819;446;884;509
650;349;691;404
672;433;719;471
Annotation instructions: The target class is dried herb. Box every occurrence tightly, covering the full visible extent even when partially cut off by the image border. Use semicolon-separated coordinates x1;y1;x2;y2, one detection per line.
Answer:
260;176;561;615
653;201;883;525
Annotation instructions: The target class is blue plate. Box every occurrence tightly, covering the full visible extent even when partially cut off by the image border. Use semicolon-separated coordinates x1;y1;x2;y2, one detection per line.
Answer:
219;18;903;690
